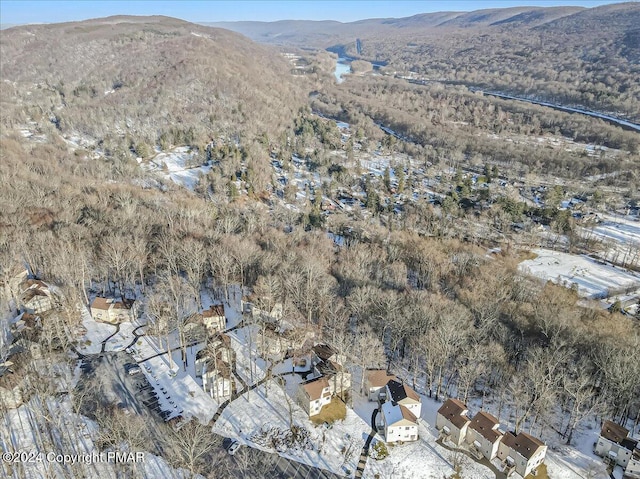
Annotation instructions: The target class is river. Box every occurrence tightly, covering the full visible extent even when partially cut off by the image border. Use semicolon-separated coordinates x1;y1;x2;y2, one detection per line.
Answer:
333;55;386;83
334;58;351;83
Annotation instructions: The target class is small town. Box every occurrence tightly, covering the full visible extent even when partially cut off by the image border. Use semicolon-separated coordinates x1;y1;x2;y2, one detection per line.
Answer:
2;260;639;478
1;1;639;479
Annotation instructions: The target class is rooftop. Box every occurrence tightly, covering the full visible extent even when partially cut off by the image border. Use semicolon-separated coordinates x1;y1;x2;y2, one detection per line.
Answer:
437;398;470;430
91;297;112;310
469;411;502;443
312;343;336;361
382;401;417;427
501;431;545;460
600;420;629;445
301;376;330;400
203;304;225;318
366;369;397;388
386;379;420;403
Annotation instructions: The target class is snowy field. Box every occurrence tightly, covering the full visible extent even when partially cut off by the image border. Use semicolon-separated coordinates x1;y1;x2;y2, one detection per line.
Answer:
141;147;212;190
519;248;640;298
580;215;640;268
104;321;138;352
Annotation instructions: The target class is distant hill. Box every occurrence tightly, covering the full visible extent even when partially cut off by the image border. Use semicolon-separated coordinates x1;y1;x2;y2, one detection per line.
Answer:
206;3;640;120
0;16;306;148
204;6;588;46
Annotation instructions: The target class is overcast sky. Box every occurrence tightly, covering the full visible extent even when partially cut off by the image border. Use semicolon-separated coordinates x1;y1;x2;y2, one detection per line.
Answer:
0;0;624;25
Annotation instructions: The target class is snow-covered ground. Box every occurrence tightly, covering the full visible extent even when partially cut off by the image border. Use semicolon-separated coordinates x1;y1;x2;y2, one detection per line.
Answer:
520;248;640;299
212;379;367;476
136;337;217;423
76;306;116;355
229;326;267;385
0;390;201;479
580;215;640;268
354;390;495;479
104;321;138;352
141;147;212;190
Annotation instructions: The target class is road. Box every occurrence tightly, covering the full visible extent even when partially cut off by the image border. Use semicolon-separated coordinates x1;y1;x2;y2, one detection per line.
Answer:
355;408;378;479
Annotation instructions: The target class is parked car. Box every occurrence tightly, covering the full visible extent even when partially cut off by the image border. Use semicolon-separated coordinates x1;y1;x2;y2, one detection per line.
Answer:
227;440;240;455
125;363;141;375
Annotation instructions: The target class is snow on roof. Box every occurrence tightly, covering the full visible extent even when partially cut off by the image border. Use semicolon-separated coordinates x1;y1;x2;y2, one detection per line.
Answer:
382;401;417;427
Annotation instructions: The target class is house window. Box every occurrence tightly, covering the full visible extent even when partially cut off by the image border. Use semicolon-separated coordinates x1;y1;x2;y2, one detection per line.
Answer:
405;427;411;430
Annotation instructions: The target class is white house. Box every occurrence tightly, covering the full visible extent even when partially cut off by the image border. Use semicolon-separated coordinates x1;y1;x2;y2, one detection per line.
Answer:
201;359;233;399
202;304;226;332
436;398;470;447
467;411;503;460
626;445;640;478
594;420;637;468
380;400;419;443
365;369;396;401
19;280;55;314
296;376;332;417
385;379;421;418
194;335;234;400
90;297;136;323
497;431;547;478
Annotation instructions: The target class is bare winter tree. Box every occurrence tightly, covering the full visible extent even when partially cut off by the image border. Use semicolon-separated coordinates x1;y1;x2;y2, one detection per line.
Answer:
561;361;606;445
163;419;222;475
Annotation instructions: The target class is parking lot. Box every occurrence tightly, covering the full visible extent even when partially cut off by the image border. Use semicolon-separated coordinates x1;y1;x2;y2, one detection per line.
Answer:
79;351;342;479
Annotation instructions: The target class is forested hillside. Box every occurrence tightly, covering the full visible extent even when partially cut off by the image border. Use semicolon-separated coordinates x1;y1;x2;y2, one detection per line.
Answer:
1;12;639;479
0;16;306;155
211;2;640;121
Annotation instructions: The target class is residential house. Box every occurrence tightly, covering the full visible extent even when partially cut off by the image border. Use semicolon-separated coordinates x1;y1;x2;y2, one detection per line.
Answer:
296;376;332;417
251;302;283;324
200;354;233;399
311;344;351;398
365;369;397;401
436;398;470;447
497;431;547;478
626;445;640;478
90;297;136;324
595;420;637;468
385;379;421;419
19;280;55;314
379;400;419;443
202;304;226;332
194;334;234;400
467;411;503;460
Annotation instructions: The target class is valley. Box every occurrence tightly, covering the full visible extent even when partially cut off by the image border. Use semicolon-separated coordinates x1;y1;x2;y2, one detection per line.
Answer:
1;3;639;479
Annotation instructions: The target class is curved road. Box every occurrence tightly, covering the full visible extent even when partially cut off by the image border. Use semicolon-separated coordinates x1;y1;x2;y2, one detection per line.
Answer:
355;408;378;479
